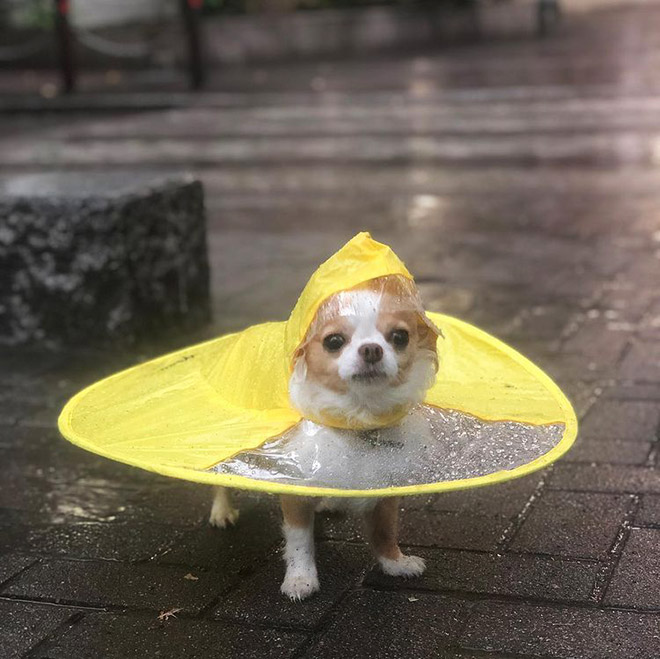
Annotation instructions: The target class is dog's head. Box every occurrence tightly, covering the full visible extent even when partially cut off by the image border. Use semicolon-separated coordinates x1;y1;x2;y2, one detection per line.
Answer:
289;275;441;428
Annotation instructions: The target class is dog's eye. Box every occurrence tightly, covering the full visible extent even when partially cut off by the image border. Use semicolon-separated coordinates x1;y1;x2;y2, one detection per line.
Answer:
323;333;346;352
390;329;409;348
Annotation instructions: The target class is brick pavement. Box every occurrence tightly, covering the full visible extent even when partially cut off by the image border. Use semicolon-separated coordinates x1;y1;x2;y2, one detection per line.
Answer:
2;4;660;657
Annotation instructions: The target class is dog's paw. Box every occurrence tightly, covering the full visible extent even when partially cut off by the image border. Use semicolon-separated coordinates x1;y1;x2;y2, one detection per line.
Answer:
208;505;240;529
280;570;320;601
379;554;426;578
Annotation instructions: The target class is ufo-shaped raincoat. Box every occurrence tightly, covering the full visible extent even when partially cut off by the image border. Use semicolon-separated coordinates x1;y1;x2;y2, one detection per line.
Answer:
58;233;577;497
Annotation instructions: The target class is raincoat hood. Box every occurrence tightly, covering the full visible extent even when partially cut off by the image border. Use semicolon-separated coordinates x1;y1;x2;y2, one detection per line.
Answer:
58;233;577;498
284;231;413;361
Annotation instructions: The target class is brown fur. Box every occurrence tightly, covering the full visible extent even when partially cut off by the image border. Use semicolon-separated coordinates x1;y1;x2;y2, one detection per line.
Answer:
299;318;352;394
280;495;316;528
296;275;439;394
364;497;403;560
281;495;403;562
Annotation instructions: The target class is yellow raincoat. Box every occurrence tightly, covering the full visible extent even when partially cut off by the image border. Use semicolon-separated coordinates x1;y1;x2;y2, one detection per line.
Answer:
58;233;577;497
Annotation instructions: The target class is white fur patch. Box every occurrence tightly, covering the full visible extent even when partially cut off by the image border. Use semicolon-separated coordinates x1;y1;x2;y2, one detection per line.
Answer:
208;487;240;528
290;350;436;428
334;291;399;382
379;554;426;578
281;523;319;601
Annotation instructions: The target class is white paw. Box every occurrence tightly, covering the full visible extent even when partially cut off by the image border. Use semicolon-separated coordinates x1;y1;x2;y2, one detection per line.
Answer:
208;506;239;529
379;554;426;578
280;570;320;601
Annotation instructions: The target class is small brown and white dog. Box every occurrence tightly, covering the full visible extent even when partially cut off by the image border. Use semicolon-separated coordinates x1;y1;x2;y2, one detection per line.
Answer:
209;275;440;600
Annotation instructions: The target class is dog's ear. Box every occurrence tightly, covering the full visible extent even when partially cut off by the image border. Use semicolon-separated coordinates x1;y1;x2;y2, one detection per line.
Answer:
291;344;308;378
417;313;442;366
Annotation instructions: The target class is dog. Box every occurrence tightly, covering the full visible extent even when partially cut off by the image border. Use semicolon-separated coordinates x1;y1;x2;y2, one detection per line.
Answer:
209;275;440;600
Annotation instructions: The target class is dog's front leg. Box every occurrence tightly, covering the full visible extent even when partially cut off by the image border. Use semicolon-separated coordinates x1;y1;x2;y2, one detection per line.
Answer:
364;497;426;578
209;486;240;528
280;495;319;600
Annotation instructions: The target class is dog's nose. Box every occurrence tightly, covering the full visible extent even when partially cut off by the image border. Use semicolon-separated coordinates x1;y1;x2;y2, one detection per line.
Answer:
358;343;383;364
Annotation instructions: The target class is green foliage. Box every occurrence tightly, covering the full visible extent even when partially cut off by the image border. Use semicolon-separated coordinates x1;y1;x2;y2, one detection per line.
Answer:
4;0;54;29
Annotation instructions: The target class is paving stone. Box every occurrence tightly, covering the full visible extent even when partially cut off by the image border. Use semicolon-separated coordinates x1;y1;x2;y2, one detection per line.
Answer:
636;495;660;526
620;341;660;382
639;308;660;341
364;547;597;602
316;513;376;544
2;559;229;613
579;400;660;441
0;599;76;659
396;494;435;511
0;554;36;585
561;318;631;369
32;612;307;659
109;482;214;527
599;278;657;325
461;601;660;659
428;476;540;517
503;304;574;341
22;521;185;561
320;508;508;552
447;652;526;659
1;428;174;491
156;499;282;576
541;350;612;383
604;528;660;608
305;590;467;658
60;440;172;487
399;510;511;551
1;479;143;523
0;423;58;450
0;467;133;518
548;464;660;493
12;399;60;428
214;542;369;630
509;491;630;559
602;382;660;401
563;437;652;465
0;349;68;380
556;380;600;420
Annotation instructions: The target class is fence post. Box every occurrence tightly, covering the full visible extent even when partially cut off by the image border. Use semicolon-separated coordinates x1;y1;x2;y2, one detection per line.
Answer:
54;0;75;93
181;0;205;90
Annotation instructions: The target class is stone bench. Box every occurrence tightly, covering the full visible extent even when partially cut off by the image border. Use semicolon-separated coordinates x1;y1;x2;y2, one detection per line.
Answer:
0;172;210;347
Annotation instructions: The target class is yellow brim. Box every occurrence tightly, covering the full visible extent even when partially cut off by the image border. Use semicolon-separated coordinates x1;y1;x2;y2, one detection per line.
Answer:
58;312;577;498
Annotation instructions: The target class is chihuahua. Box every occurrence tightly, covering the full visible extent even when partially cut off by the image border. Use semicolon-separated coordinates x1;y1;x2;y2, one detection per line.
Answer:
209;275;440;600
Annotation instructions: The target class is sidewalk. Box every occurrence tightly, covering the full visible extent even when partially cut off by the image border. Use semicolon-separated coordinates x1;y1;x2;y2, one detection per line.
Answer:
2;4;660;657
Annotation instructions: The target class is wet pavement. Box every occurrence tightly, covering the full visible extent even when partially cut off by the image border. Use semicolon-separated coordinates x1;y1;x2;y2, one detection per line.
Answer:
2;3;660;657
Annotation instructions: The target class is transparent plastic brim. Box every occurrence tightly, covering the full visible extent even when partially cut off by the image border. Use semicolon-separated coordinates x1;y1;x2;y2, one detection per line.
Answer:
210;275;563;490
210;404;564;490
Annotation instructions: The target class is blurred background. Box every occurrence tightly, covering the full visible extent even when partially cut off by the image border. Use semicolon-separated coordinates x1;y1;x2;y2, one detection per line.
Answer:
2;1;660;657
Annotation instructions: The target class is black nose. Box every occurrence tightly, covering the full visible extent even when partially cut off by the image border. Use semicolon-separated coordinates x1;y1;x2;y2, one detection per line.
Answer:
358;343;383;364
